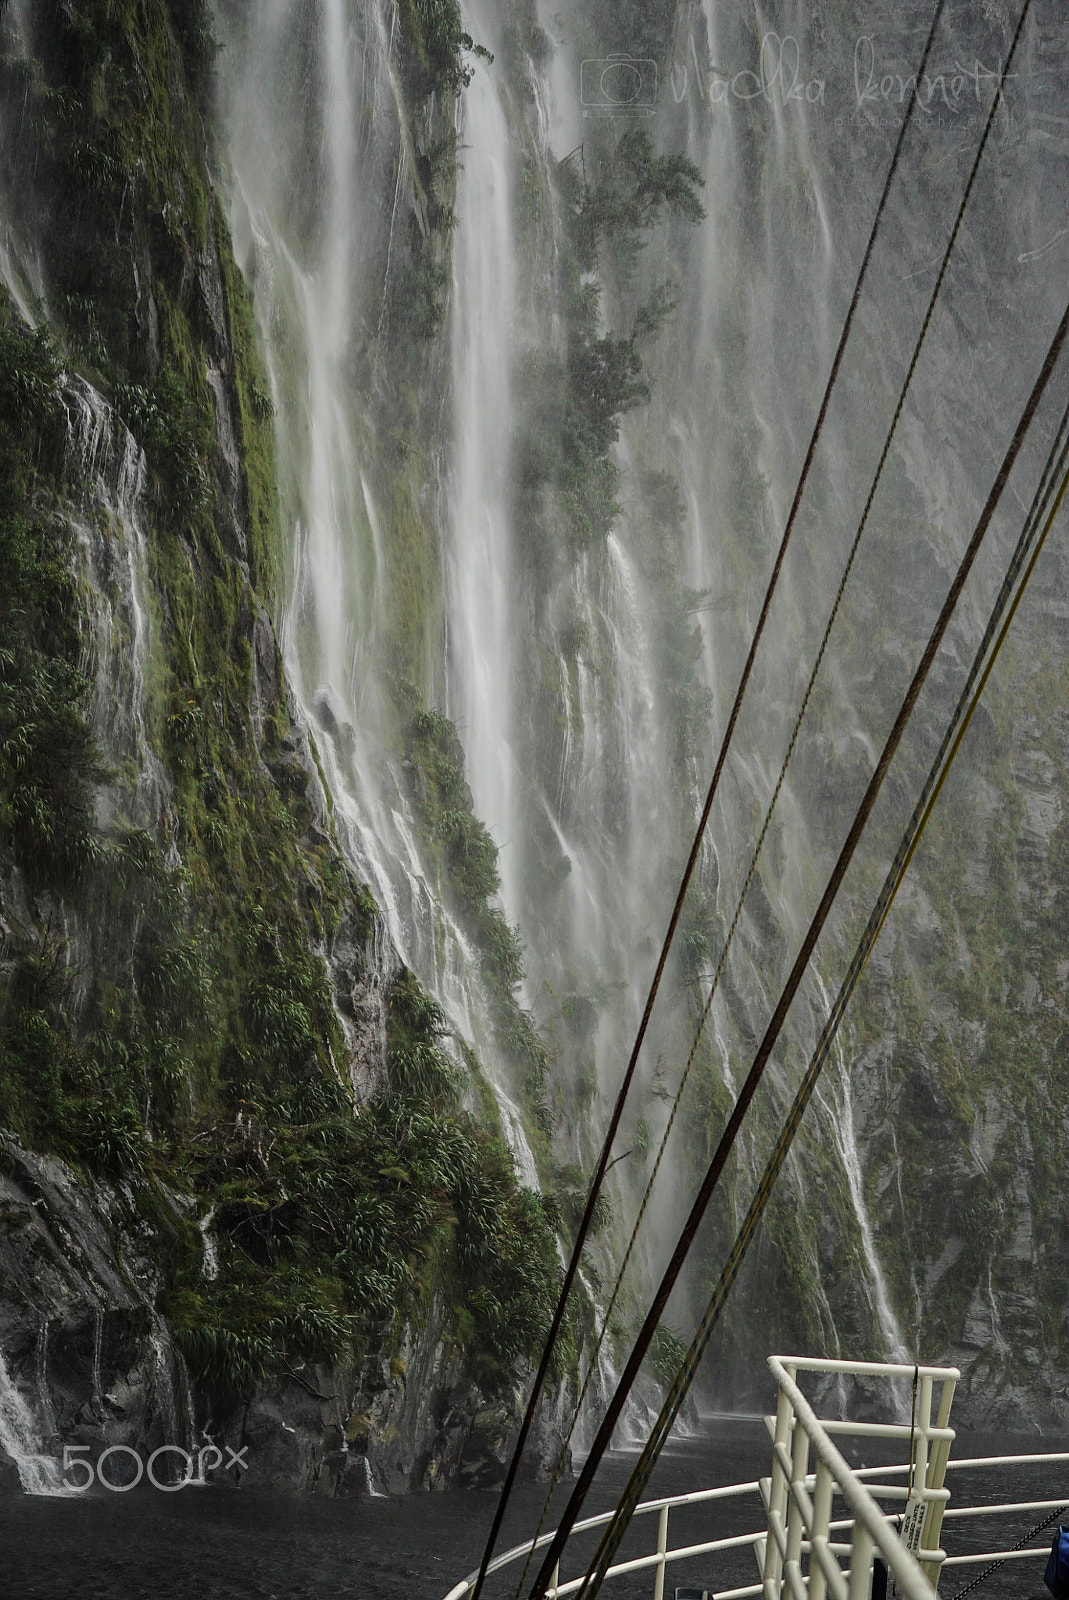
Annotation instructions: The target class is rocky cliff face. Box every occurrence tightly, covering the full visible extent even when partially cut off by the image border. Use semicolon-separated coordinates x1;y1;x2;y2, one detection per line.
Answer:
0;0;566;1494
1;0;1067;1502
635;0;1069;1430
0;1134;565;1493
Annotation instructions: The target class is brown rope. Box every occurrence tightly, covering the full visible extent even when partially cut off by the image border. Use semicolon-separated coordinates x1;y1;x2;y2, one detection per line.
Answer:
572;405;1069;1600
469;8;952;1596
528;289;1069;1600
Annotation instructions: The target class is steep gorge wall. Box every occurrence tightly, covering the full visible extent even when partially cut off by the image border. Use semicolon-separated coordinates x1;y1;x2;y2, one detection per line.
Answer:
0;0;565;1494
1;0;1068;1501
626;0;1069;1428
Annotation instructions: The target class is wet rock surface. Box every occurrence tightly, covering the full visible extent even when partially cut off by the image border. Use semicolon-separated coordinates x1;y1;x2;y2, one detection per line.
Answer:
0;1133;564;1496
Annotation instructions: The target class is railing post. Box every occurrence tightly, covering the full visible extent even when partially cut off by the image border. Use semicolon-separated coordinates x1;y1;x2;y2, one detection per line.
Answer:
808;1458;834;1600
549;1561;560;1598
764;1383;794;1592
653;1503;670;1600
785;1412;810;1570
915;1375;933;1503
847;1523;875;1600
769;1355;944;1600
919;1373;956;1587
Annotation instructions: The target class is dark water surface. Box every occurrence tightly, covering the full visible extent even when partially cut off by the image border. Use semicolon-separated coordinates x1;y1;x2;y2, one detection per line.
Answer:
0;1419;1063;1600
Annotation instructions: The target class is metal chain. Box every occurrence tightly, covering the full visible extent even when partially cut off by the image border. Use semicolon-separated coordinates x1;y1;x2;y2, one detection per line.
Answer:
947;1504;1068;1600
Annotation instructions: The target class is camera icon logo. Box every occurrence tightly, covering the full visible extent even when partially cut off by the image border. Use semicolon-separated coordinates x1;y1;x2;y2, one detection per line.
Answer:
580;55;658;116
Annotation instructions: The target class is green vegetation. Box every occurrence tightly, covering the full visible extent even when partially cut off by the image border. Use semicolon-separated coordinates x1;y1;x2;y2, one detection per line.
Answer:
383;5;490;350
387;971;459;1103
0;0;568;1405
399;698;553;1141
646;1323;688;1389
0;318;104;896
572;130;705;278
168;1074;565;1393
515;134;703;561
397;0;492;102
166;0;217;103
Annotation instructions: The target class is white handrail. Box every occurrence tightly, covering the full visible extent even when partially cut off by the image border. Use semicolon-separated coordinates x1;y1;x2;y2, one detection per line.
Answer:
441;1356;1064;1600
765;1357;943;1600
774;1358;957;1381
441;1479;766;1600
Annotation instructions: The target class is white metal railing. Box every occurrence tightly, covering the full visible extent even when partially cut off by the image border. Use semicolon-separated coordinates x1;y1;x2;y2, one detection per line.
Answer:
762;1356;958;1600
441;1477;769;1600
442;1356;1069;1600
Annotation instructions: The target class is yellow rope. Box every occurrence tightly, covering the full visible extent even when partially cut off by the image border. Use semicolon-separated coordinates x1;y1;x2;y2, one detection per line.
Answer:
572;446;1069;1600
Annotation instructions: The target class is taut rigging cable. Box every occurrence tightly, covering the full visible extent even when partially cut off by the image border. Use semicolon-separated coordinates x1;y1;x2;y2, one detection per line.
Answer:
469;8;950;1594
518;0;1034;1589
948;1503;1069;1600
573;373;1069;1600
527;286;1069;1600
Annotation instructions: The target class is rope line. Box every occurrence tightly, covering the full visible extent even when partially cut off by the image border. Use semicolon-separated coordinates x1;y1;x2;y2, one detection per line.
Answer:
529;284;1069;1600
488;11;953;1594
597;0;1037;1329
525;4;1036;1587
907;1366;919;1503
568;370;1069;1600
948;1505;1069;1600
468;8;952;1593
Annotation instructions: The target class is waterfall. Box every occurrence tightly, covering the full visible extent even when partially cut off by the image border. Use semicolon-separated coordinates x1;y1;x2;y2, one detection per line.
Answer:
0;0;1063;1496
198;1208;221;1282
216;2;547;1177
831;1063;910;1360
0;1348;65;1496
802;966;908;1369
211;0;1069;1415
446;0;521;916
61;378;171;832
215;0;911;1364
0;172;168;840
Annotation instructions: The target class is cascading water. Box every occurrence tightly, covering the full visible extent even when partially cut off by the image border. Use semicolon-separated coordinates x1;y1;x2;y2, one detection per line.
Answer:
0;0;1066;1542
0;1349;65;1495
627;0;916;1373
0;0;973;1441
217;1;546;1182
810;973;911;1369
217;0;912;1395
215;2;710;1443
445;0;521;915
62;379;171;835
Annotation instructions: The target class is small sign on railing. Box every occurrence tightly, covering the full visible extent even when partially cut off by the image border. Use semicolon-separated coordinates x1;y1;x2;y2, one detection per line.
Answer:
900;1496;928;1553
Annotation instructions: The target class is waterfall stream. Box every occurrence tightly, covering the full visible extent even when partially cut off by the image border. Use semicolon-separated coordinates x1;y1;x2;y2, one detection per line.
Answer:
4;0;1063;1479
446;0;521;918
0;1349;66;1495
0;238;177;1492
215;0;905;1386
217;1;548;1182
